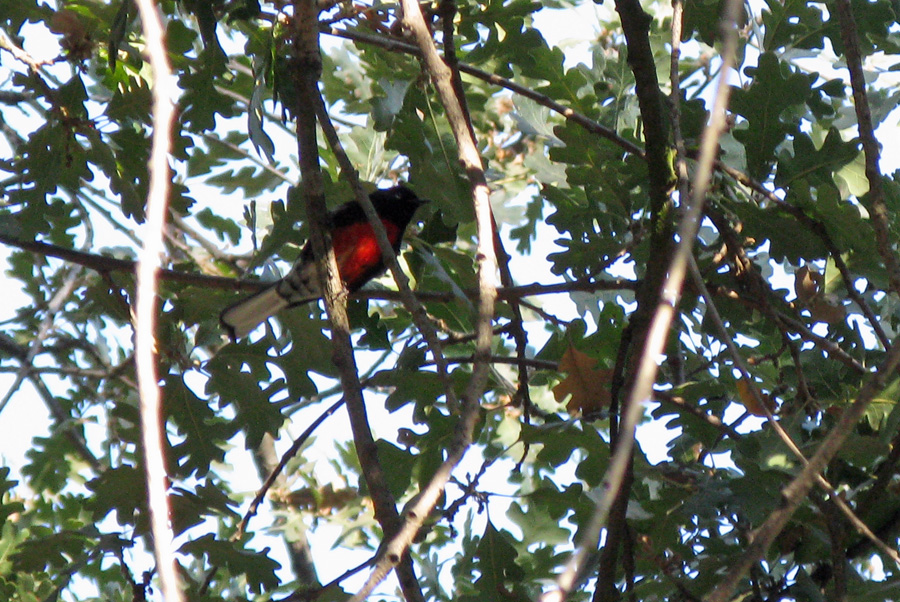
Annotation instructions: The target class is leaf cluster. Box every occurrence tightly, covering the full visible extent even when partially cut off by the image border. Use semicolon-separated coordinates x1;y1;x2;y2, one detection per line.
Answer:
1;0;900;601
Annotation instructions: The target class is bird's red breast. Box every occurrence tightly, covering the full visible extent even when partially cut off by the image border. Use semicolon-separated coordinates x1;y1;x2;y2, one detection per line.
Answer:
332;218;403;289
220;185;425;341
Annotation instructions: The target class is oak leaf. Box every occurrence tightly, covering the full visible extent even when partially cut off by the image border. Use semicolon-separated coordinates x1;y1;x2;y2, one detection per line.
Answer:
794;265;821;304
736;377;774;417
553;346;613;415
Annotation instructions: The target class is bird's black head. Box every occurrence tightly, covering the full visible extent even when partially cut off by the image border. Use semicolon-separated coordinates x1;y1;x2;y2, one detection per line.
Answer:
370;185;429;226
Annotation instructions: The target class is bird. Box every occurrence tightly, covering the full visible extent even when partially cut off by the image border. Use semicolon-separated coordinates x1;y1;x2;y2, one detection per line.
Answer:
220;185;428;341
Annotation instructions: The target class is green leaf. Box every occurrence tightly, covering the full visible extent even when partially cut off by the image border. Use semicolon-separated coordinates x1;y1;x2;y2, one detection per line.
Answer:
12;529;92;572
761;0;826;52
775;128;860;189
370;369;447;411
207;345;287;448
731;52;815;179
822;0;897;55
163;375;236;478
180;534;281;594
371;440;415;499
195;207;243;245
508;500;569;546
372;79;412;131
0;469;24;527
459;521;530;602
248;81;276;162
86;466;147;529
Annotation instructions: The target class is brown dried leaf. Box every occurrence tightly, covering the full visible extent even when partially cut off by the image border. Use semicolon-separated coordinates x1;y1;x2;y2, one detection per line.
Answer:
736;377;773;417
794;265;822;305
50;9;86;38
50;9;94;62
809;298;846;324
553;346;613;415
280;484;357;514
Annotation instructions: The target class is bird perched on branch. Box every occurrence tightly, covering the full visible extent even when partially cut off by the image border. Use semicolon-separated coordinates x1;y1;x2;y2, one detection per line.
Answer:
220;185;428;341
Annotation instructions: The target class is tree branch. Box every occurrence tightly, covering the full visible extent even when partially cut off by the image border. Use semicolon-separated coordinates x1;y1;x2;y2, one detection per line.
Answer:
0;27;48;71
542;0;743;598
596;0;676;593
347;0;497;597
312;90;458;411
0;232;636;306
290;3;423;600
131;0;183;600
705;339;900;602
0;233;260;291
834;0;900;298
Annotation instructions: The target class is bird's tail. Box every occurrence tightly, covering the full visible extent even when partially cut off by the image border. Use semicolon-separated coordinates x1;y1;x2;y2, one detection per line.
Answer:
221;262;322;341
220;285;290;341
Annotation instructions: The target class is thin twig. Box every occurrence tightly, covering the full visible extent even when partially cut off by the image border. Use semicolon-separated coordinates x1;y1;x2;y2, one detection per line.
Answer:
131;0;183;600
655;390;743;442
435;355;557;370
280;557;374;602
291;2;424;600
28;370;102;470
541;0;743;598
492;212;534;414
199;131;296;186
774;312;867;374
347;0;497;597
705;339;900;602
169;211;239;265
312;90;459;411
833;0;900;298
235;397;345;540
0;267;83;415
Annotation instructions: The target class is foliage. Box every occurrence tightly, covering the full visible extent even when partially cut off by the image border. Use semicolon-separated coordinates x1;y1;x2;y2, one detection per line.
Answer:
1;0;900;601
